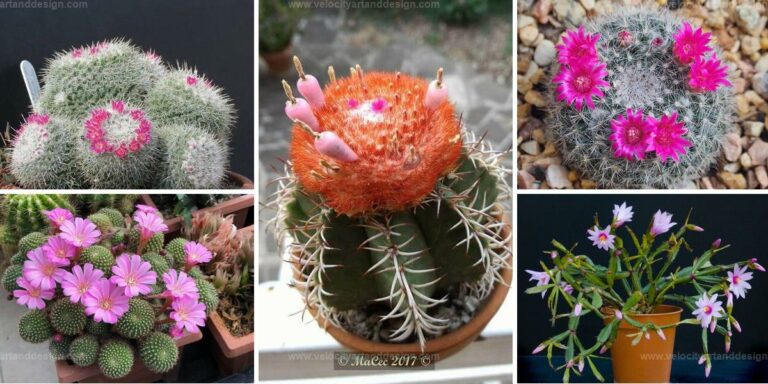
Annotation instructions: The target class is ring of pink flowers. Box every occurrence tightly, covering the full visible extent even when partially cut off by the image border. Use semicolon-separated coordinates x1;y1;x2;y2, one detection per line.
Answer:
84;101;152;159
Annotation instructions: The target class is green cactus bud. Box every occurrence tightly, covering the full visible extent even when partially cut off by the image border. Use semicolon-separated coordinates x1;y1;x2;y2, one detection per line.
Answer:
141;252;169;275
18;232;49;255
97;208;125;227
128;227;164;253
80;246;115;274
2;264;23;293
139;332;179;374
87;213;113;233
50;298;87;336
115;298;154;339
98;339;134;379
49;336;74;360
69;334;99;367
195;278;219;314
164;238;187;268
19;309;53;343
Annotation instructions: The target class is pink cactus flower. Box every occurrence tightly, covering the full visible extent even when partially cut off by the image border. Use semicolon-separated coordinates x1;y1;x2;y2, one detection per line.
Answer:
609;109;653;160
184;242;212;266
650;210;676;237
82;279;130;324
553;60;609;110
14;277;55;309
587;225;615;251
111;100;125;113
44;208;74;229
750;258;766;272
647;112;692;163
347;98;359;109
556;26;601;65
133;210;168;240
727;265;753;299
27;114;50;125
72;48;83;58
186;75;198;86
23;248;67;290
42;236;76;265
692;293;723;330
110;254;157;297
618;30;633;46
61;263;104;304
170;298;207;334
673;22;713;64
169;326;184;339
688;57;731;92
612;202;633;227
371;98;388;113
60;218;101;248
114;145;128;159
135;204;159;215
526;270;550;298
162;269;199;300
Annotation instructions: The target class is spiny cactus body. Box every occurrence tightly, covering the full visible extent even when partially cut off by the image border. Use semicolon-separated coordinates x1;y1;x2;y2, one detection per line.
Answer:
69;334;99;366
270;59;512;350
157;125;228;189
547;8;732;188
139;332;179;374
98;339;134;379
2;195;73;244
9;115;82;188
78;194;137;215
37;39;165;120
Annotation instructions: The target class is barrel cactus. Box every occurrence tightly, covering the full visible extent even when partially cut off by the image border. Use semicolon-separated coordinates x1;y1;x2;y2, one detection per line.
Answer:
547;7;733;188
268;58;512;349
157;126;227;189
1;194;73;244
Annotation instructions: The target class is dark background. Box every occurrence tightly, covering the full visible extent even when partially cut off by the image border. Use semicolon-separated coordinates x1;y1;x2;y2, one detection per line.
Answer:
0;0;254;179
518;194;768;383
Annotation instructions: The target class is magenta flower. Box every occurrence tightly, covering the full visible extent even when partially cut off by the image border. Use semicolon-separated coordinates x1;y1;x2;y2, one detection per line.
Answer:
23;248;67;290
110;254;157;297
647;113;692;163
688;57;731;92
650;210;676;237
60;218;101;248
44;208;74;229
184;242;212;266
587;225;615;251
612;202;633;227
553;60;609;110
162;269;199;300
14;277;54;309
170;298;207;334
727;265;753;299
169;326;184;340
82;279;130;324
560;282;573;296
673;22;712;64
61;263;104;304
609;109;653;160
556;26;601;65
135;204;159;215
133;211;168;240
526;270;550;298
42;236;76;265
692;293;723;332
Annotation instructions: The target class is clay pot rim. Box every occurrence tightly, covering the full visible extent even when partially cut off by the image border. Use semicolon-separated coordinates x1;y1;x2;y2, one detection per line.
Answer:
600;304;683;317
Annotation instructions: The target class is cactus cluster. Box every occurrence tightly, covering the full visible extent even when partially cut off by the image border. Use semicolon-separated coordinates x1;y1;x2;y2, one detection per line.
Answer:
268;58;512;350
0;201;218;378
547;8;733;188
10;39;236;189
1;194;73;244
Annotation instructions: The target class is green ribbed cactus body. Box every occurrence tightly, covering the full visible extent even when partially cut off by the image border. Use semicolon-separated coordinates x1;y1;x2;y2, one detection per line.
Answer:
3;195;73;243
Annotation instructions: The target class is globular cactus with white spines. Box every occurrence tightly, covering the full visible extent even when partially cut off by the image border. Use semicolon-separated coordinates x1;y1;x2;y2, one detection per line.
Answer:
9;114;82;189
37;39;165;120
146;67;236;142
156;126;228;189
267;57;512;350
547;8;733;189
77;100;161;188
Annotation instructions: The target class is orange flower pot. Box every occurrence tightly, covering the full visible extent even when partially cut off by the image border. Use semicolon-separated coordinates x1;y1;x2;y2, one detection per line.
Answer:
602;305;683;383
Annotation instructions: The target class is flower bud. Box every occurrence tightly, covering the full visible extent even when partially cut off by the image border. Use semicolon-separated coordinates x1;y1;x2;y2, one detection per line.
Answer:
550;251;558;259
614;309;623;320
711;238;721;249
532;343;546;354
573;303;582;317
656;328;666;341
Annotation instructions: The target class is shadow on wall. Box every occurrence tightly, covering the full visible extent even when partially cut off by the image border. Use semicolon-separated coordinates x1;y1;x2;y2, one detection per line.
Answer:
0;0;254;178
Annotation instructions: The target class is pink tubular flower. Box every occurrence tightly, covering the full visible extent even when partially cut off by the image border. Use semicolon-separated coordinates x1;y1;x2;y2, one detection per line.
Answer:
647;112;692;163
60;218;101;248
727;265;753;299
692;293;723;330
673;22;713;64
44;208;74;229
61;263;104;304
553;60;609;110
526;270;550;298
650;210;676;237
14;277;54;309
162;269;199;300
688;57;731;92
184;242;212;266
609;109;653;160
556;26;601;65
133;211;168;240
750;258;766;272
170;298;207;334
42;236;76;265
110;254;157;297
82;279;130;324
587;225;615;251
23;248;67;290
612;202;633;227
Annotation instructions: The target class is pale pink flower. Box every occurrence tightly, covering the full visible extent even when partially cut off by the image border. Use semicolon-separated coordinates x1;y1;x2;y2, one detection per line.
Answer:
587;225;614;251
44;208;74;229
22;248;67;290
169;326;184;340
692;293;723;330
609;109;653;160
556;26;601;65
82;279;130;324
14;277;54;309
133;211;167;240
673;22;712;64
526;270;550;298
110;254;157;297
688;57;731;92
59;218;101;248
184;242;212;266
573;303;583;316
560;282;573;296
650;210;676;237
135;204;159;215
727;265;753;299
647;112;692;163
61;263;104;304
553;60;609;110
162;269;199;301
42;236;76;265
170;298;207;334
612;202;633;227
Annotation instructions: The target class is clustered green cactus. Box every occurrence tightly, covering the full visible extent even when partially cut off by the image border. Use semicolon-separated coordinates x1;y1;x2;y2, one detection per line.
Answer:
1;194;73;244
10;39;236;189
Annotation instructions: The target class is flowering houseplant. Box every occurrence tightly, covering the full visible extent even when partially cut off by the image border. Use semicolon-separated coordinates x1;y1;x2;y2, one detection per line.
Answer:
547;8;732;188
526;202;763;382
0;202;219;379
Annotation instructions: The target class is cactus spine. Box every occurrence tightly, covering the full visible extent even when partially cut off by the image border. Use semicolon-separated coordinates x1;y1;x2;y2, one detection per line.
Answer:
2;195;73;243
9;115;82;188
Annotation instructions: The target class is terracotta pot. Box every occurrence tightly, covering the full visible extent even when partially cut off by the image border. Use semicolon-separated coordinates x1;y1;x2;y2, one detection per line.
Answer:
261;46;293;75
601;305;683;383
55;330;202;383
297;219;512;361
140;193;254;240
208;311;254;375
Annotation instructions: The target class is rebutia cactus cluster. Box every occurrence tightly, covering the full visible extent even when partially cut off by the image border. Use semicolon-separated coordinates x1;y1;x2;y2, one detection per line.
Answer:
0;203;219;379
268;57;512;349
10;39;235;189
547;8;733;188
